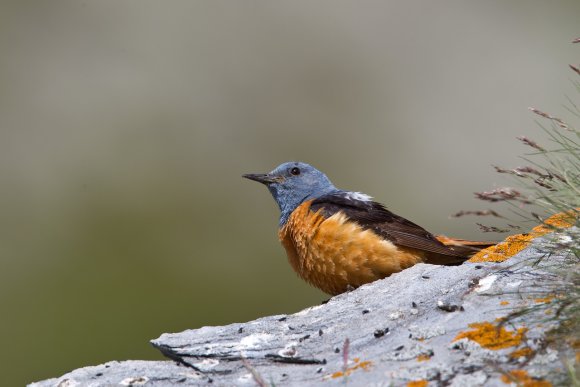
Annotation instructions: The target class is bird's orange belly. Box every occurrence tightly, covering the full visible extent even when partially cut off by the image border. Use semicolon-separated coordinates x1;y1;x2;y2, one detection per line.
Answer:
278;201;425;295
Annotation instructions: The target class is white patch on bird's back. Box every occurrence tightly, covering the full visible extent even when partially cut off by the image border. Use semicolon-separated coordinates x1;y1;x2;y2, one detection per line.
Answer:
344;191;372;202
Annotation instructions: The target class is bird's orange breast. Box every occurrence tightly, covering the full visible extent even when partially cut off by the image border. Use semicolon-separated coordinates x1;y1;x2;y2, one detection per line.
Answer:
278;200;425;295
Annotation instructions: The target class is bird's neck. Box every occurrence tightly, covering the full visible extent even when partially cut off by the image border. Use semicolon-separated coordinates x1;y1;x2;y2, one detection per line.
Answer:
277;187;338;227
279;205;302;227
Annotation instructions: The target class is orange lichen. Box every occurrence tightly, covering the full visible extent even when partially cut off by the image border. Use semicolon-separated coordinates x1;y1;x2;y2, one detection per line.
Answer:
468;210;577;263
509;347;534;359
500;301;510;306
330;358;372;379
453;321;527;350
357;361;372;370
469;234;534;262
416;354;431;362
500;369;551;386
534;296;554;304
531;210;577;234
407;381;428;387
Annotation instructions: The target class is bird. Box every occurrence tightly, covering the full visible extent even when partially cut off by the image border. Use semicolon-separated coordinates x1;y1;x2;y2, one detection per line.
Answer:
243;162;494;295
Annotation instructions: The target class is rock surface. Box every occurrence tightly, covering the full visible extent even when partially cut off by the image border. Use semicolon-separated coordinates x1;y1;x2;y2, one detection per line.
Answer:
31;235;575;386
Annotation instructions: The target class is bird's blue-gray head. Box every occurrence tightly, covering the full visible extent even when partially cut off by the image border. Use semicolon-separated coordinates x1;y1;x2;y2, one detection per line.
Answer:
243;161;337;226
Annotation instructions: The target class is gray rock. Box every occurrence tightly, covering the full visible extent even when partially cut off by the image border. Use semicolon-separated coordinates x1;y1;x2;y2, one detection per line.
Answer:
449;371;488;387
29;361;211;386
31;233;576;386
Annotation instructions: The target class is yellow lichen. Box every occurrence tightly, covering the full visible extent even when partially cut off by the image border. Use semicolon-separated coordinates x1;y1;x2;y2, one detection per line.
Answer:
531;210;577;233
500;369;551;386
500;301;510;306
416;354;431;362
358;361;371;370
468;210;577;263
469;234;534;262
509;347;534;359
330;358;372;379
453;321;527;350
533;296;554;304
407;381;428;387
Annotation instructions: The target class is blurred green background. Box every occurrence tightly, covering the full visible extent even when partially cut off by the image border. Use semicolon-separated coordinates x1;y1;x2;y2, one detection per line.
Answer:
1;1;579;385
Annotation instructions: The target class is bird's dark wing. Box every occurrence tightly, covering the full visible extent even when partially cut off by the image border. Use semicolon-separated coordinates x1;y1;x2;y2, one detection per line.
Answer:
310;191;469;260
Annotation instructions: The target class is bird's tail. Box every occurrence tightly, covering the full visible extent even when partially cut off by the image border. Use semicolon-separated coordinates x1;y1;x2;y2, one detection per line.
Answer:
435;235;496;255
421;235;497;266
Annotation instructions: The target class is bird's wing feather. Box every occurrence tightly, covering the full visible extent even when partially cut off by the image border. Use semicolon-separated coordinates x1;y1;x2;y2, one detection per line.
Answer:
310;192;468;259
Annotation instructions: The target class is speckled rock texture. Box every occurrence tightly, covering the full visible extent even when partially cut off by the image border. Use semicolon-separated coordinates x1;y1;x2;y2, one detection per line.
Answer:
30;233;576;386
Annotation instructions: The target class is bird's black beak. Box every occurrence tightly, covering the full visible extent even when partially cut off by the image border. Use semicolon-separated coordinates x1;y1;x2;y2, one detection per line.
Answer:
242;173;282;185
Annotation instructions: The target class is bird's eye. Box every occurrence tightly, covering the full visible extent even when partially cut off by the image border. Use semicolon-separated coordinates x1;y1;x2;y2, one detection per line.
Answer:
290;167;301;176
